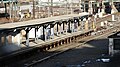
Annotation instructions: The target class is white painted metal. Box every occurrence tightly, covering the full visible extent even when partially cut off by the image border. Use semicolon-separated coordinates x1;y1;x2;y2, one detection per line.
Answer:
5;35;8;45
35;28;38;42
74;20;78;32
16;33;21;46
109;38;114;56
51;27;54;38
29;28;35;38
112;15;116;21
44;28;47;41
101;22;104;27
60;24;62;34
72;23;74;33
57;23;59;35
66;23;68;34
37;26;43;38
11;36;14;44
26;32;29;46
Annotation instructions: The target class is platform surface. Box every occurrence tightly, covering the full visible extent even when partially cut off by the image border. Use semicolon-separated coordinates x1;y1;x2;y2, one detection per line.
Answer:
0;29;93;57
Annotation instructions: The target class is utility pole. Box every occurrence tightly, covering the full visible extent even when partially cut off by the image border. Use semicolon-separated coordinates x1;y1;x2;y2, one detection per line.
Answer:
12;1;14;21
38;0;41;18
111;0;113;5
70;0;73;14
11;0;14;22
1;0;4;7
79;0;81;12
9;0;12;22
4;2;7;13
83;0;86;12
65;0;68;14
89;0;93;14
101;0;104;13
33;0;35;19
16;2;19;18
50;0;53;16
48;0;50;17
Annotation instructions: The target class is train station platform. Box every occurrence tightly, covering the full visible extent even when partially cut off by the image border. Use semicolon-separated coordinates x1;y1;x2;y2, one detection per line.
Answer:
0;12;117;60
0;12;90;58
0;29;93;58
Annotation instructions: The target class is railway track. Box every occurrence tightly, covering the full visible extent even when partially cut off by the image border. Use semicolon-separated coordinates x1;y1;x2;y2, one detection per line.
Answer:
23;23;120;67
23;13;120;66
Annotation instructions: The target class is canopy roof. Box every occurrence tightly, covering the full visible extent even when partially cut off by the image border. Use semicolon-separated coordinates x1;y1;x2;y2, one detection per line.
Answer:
0;0;17;3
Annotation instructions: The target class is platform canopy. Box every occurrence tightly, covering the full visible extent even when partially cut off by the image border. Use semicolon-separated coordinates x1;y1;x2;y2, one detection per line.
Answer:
0;12;89;31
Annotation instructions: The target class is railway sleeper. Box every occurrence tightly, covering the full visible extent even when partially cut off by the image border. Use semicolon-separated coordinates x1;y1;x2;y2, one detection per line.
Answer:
62;40;65;44
49;43;53;49
55;42;59;47
66;38;69;44
51;43;54;48
65;39;67;44
71;37;74;42
60;40;63;45
42;47;46;51
70;37;73;42
58;41;62;46
73;37;76;42
45;46;49;50
68;38;70;43
47;45;51;50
